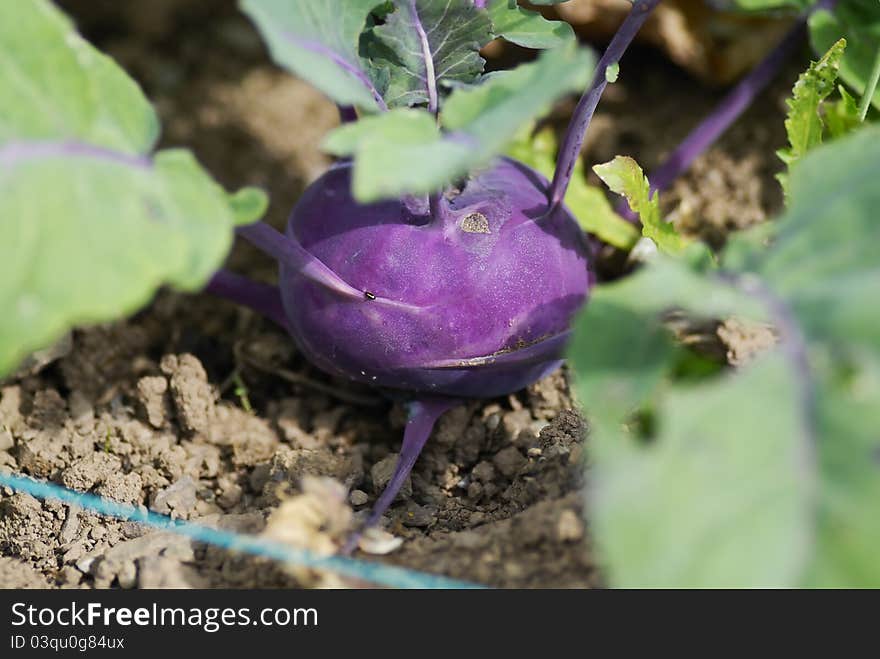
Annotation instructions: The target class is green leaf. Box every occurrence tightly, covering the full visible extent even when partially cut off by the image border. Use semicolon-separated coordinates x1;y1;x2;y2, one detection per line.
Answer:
0;1;254;376
593;156;688;255
809;352;880;586
326;42;593;201
324;108;440;156
506;126;638;249
487;0;575;49
228;187;270;225
605;62;620;83
570;125;880;587
240;0;387;110
0;1;159;152
441;41;591;133
825;85;862;138
322;108;469;199
762;125;880;352
777;38;846;195
366;0;493;108
590;354;810;588
571;256;766;420
809;0;880;113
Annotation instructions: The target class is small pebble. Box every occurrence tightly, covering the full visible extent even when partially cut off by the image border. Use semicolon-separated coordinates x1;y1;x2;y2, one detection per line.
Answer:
402;503;435;528
358;528;403;555
349;489;369;507
117;562;138;589
557;509;585;543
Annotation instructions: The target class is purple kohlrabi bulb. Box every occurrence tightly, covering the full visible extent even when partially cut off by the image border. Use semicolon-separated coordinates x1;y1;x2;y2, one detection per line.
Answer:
279;157;594;398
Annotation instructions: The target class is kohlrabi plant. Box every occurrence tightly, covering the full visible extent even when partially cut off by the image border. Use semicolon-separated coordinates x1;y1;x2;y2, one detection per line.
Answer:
2;0;879;582
224;0;654;549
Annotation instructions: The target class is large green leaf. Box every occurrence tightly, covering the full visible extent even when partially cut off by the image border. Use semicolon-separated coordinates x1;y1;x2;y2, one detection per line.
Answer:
366;0;493;108
763;124;880;351
570;126;880;587
487;0;574;49
0;1;158;152
591;354;810;588
324;42;593;201
240;0;387;110
0;0;257;376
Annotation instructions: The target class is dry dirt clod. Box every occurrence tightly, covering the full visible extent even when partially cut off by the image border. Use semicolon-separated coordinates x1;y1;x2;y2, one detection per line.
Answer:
210;404;278;467
95;472;144;505
61;453;122;492
717;318;778;366
472;461;496;483
160;354;215;436
0;556;52;589
137;556;207;589
79;531;196;587
493;447;527;479
371;454;412;501
59;505;81;545
0;428;12;452
136;376;171;429
150;476;198;517
56;565;83;588
0;385;26;436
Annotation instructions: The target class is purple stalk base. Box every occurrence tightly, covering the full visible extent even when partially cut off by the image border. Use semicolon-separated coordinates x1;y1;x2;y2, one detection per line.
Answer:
236;222;364;301
548;0;663;210
617;0;837;222
341;398;460;555
204;269;290;331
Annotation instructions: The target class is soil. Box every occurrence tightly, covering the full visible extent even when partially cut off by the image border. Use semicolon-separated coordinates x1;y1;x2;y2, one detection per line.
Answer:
0;0;801;589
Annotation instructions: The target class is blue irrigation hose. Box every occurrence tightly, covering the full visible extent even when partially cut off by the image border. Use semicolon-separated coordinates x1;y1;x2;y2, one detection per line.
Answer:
0;471;484;590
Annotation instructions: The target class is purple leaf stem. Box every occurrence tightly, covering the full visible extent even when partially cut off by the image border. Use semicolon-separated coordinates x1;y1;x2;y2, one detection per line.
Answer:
548;0;663;211
236;222;364;301
617;0;838;222
341;397;460;555
204;269;290;331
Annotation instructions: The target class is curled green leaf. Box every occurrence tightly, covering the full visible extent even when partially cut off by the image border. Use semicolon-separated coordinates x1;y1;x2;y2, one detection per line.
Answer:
593;156;687;255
